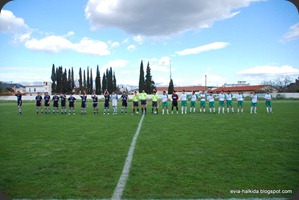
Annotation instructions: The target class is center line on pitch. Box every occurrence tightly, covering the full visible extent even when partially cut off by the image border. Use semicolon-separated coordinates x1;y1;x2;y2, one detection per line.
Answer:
112;114;145;200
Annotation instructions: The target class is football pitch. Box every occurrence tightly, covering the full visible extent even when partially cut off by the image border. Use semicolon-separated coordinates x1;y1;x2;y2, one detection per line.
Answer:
0;100;298;199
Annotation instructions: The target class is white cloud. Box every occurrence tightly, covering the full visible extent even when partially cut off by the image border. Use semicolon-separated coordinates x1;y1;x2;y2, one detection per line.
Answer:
122;38;129;44
18;32;31;43
133;35;144;44
0;10;32;42
281;23;299;43
101;59;129;72
237;65;299;76
0;10;111;56
24;34;110;56
175;42;229;56
74;37;110;56
111;41;120;48
127;44;136;51
0;10;29;33
85;0;261;36
25;35;75;53
149;56;172;72
64;31;75;37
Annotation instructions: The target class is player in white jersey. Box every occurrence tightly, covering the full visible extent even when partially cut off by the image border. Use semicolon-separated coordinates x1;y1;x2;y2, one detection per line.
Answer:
199;90;207;113
225;91;234;113
180;90;187;114
207;92;216;113
111;91;118;115
161;91;169;114
236;91;245;113
218;90;225;114
265;91;273;113
189;91;198;113
250;91;258;114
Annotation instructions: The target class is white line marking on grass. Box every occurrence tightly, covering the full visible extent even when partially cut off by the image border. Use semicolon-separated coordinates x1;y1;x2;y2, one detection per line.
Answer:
112;114;145;200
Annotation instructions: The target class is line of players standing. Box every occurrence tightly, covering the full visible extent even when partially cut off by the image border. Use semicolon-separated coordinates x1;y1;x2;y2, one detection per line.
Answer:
14;89;273;115
33;89;126;115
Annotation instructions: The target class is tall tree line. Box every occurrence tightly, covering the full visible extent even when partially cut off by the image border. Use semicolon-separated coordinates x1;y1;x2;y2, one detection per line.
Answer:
51;64;116;94
78;66;94;94
102;67;117;93
51;64;75;94
138;60;156;94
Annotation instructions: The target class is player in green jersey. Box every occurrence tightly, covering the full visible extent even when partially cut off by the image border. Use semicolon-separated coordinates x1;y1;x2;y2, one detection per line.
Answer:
161;91;169;114
199;90;207;113
189;91;198;113
180;90;188;114
218;90;225;114
151;91;159;114
132;91;140;115
225;91;234;113
265;91;273;113
207;92;216;113
236;91;245;113
250;91;258;114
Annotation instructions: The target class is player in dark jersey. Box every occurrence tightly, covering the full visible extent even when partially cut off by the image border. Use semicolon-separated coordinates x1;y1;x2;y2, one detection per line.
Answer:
68;93;76;115
120;91;128;115
35;92;43;114
171;90;179;114
52;94;60;114
60;93;66;114
44;92;51;114
103;89;110;115
80;91;87;115
15;91;22;115
91;92;98;114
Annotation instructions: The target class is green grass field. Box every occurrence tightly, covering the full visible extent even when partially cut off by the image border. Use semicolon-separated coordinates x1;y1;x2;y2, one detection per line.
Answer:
0;100;298;199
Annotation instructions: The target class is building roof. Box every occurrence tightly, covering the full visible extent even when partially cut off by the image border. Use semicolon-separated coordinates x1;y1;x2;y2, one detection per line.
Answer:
1;83;25;88
212;85;268;92
156;86;208;92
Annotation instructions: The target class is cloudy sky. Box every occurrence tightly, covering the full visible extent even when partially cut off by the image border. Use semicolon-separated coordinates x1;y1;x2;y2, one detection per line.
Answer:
0;0;299;86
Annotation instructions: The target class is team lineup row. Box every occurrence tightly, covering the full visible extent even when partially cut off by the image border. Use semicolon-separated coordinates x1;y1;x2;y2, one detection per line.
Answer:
14;89;273;115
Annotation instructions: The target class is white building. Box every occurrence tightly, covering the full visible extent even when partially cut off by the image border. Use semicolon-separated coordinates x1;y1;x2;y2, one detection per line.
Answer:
25;82;52;96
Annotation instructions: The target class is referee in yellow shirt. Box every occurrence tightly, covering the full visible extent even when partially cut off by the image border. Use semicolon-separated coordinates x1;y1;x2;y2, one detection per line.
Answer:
139;90;148;114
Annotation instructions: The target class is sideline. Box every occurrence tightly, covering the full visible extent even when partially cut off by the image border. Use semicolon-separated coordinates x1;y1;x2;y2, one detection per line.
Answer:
111;114;145;200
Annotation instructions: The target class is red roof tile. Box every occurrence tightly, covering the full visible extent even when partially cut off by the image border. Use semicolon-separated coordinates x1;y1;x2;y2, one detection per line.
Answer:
212;85;266;92
156;86;208;92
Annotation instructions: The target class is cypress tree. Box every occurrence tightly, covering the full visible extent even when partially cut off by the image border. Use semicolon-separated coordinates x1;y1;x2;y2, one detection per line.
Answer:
51;64;56;93
90;68;93;94
112;71;117;92
79;67;83;91
68;68;71;93
102;73;107;92
62;68;67;94
87;67;90;93
56;66;63;93
138;60;145;92
71;67;75;93
108;67;113;93
105;69;109;92
168;79;174;94
145;62;156;94
95;65;101;94
83;70;86;92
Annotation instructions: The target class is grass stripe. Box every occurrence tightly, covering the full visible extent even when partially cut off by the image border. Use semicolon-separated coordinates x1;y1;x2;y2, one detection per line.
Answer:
112;114;145;200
